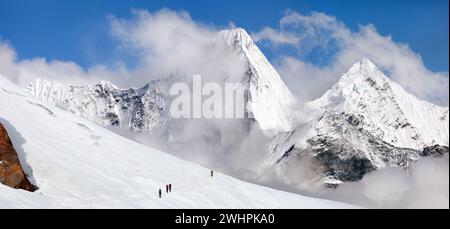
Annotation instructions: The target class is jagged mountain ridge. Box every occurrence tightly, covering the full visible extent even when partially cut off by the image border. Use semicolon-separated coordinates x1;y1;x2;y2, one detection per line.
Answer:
26;78;173;133
26;28;297;135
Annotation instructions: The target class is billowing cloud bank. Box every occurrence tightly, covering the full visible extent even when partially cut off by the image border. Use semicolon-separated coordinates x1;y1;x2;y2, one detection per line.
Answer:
327;157;449;208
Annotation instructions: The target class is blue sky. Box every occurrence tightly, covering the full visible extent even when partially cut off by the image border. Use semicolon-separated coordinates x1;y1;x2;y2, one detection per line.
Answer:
0;0;448;72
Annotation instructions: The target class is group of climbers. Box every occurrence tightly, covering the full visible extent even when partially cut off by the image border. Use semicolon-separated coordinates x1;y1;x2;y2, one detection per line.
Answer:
158;183;172;198
166;184;172;193
158;170;214;198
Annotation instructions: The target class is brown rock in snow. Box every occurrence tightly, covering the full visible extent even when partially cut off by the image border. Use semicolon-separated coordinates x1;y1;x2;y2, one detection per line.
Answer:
0;122;35;191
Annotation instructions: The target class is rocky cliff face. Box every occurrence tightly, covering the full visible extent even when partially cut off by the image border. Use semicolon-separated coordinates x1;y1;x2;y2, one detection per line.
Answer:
0;122;35;191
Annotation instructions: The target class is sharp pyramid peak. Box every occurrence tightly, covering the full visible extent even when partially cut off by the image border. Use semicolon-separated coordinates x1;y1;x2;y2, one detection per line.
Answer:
340;57;390;86
219;27;250;36
325;57;396;100
217;27;254;47
348;57;380;75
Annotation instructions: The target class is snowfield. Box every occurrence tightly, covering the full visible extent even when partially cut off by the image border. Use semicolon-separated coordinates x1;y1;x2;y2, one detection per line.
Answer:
0;74;354;208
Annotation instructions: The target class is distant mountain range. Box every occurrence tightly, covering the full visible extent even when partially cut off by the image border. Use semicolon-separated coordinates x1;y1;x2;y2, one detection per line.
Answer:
26;28;449;187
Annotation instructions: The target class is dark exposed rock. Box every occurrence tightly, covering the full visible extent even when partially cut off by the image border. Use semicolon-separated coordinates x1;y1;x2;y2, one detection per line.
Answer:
0;122;35;192
346;114;362;127
309;138;376;182
105;112;120;126
275;112;421;185
305;136;448;186
276;145;295;164
420;145;449;158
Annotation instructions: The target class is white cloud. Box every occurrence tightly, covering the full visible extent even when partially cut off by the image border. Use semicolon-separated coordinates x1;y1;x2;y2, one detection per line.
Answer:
275;56;337;104
328;157;449;208
1;8;246;88
3;9;446;105
256;10;449;106
252;27;300;46
109;8;246;86
106;9;266;179
0;39;130;87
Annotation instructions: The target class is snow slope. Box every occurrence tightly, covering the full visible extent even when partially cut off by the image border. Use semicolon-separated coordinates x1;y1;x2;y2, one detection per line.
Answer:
0;74;353;208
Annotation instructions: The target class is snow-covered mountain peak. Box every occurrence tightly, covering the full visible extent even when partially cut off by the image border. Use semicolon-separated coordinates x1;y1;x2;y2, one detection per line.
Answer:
268;59;448;185
339;58;388;92
217;27;297;133
217;27;254;49
96;80;119;91
347;57;379;75
306;59;449;150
